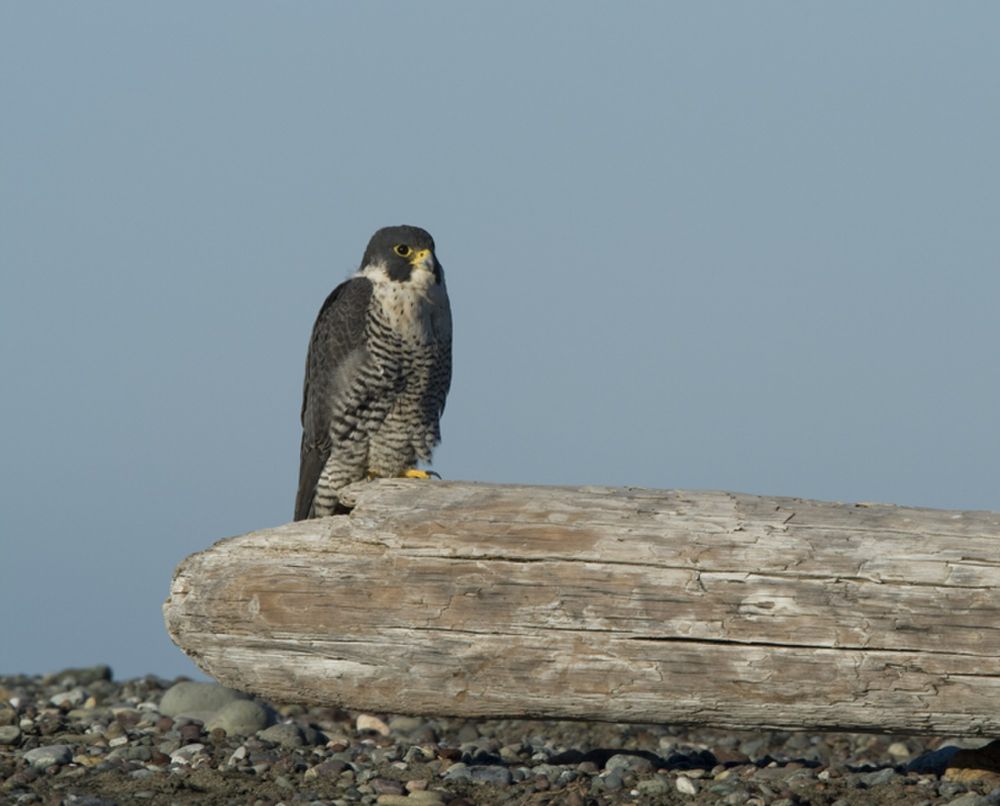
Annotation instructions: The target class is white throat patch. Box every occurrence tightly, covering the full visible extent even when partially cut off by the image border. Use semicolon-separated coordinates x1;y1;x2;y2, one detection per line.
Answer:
357;262;451;344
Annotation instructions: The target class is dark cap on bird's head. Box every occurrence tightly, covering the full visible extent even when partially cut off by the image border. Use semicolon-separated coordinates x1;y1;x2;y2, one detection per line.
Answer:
361;225;440;283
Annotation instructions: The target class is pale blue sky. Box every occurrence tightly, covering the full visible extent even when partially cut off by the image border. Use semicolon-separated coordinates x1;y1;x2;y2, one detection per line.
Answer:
2;3;998;680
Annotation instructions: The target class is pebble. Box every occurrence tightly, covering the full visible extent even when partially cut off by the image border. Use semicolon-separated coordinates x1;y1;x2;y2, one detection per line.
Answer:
357;713;391;735
49;687;88;708
257;722;306;748
676;774;698;794
372;777;405;795
945;768;1000;786
442;761;470;780
169;742;207;764
0;724;21;744
888;741;912;759
314;758;352;777
470;765;513;785
204;697;272;735
2;666;997;805
859;767;898;787
23;743;73;768
599;769;623;790
403;744;434;763
158;680;249;720
388;715;424;733
605;752;654;773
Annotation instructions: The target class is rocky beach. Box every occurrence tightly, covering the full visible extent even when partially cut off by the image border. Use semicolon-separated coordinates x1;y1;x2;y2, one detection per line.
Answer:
2;666;999;805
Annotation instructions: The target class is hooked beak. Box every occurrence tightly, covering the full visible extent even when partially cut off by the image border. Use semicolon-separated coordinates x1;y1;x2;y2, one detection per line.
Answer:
410;248;435;273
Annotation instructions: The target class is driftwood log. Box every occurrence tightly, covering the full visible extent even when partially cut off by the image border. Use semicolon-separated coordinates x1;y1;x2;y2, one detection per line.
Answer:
164;481;1000;735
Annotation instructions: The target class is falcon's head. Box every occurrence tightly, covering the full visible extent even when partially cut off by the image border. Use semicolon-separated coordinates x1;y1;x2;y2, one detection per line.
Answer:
361;225;442;285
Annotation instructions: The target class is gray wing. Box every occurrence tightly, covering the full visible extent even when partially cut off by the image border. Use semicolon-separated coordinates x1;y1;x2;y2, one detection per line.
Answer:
294;276;373;521
427;308;452;425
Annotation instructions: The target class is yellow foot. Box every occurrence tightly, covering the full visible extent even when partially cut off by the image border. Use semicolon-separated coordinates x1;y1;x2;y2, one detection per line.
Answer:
402;468;440;479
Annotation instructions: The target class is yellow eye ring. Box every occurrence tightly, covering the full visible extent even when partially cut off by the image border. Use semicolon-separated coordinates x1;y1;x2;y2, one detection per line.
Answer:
394;244;412;257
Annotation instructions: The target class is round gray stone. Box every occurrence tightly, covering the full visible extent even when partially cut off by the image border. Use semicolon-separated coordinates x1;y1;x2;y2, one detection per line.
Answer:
442;762;471;781
601;770;624;791
387;715;424;733
257;722;305;748
205;698;272;735
939;782;967;798
0;725;21;745
159;681;249;718
859;767;897;787
403;745;434;763
50;687;88;708
24;744;73;768
605;753;654;773
469;766;513;785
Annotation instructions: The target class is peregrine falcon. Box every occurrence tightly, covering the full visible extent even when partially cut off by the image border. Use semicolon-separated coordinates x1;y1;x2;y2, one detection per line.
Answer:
294;225;452;520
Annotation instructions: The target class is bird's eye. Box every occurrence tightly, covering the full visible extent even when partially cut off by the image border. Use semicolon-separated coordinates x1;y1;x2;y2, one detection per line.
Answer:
394;245;412;257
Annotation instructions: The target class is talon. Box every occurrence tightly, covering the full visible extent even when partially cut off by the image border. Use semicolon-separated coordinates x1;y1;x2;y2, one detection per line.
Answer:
402;469;440;479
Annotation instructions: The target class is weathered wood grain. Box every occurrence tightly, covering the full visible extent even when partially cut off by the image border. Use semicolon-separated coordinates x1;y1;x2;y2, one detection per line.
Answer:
163;481;1000;735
